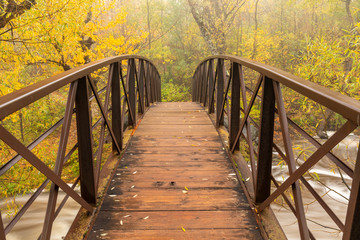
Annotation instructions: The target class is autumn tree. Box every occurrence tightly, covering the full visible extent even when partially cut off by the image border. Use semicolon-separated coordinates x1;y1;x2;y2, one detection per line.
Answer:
187;0;246;54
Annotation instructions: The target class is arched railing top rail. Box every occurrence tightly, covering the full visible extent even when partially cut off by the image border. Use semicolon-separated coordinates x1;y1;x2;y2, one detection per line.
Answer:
0;55;161;240
194;55;360;125
0;55;161;120
192;55;360;240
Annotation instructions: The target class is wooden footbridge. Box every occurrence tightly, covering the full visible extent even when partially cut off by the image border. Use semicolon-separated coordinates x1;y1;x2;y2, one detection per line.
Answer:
0;55;359;240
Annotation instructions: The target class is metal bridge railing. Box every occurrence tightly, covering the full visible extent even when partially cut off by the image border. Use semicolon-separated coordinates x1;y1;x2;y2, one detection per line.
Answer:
192;55;360;240
0;55;161;239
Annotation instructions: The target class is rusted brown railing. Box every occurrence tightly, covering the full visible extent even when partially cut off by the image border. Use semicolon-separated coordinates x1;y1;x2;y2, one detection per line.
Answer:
0;55;161;239
192;55;360;240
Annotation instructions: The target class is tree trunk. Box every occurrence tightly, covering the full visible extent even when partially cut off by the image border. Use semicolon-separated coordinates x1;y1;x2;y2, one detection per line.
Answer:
345;0;354;28
187;0;218;54
146;0;151;51
316;108;333;139
252;0;260;59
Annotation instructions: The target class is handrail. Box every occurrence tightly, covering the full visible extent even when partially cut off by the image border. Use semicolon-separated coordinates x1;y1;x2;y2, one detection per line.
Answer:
195;55;360;125
0;55;161;239
0;55;160;120
192;55;360;240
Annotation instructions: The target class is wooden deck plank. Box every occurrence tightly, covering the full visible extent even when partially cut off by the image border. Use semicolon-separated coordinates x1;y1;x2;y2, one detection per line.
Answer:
87;102;262;239
89;229;262;240
91;210;258;230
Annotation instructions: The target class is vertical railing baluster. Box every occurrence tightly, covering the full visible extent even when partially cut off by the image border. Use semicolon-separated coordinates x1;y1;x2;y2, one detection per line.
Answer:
111;62;123;151
148;63;153;105
216;59;225;126
196;64;202;103
75;76;96;205
128;59;136;126
194;68;198;102
230;62;240;150
144;61;150;107
255;76;275;203
150;65;155;104
344;145;360;240
208;59;215;113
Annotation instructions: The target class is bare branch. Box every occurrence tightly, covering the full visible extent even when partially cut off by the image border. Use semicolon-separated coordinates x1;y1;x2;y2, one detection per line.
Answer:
0;0;37;29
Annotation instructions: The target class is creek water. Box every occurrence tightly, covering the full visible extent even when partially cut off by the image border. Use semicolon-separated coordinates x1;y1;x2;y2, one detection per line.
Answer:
271;133;359;239
1;192;79;240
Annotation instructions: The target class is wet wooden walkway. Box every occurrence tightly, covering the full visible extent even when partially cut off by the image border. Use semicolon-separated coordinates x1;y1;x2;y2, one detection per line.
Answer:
88;102;262;239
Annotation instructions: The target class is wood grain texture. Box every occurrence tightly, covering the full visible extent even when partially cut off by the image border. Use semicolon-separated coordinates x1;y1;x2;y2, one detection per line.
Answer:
87;102;262;239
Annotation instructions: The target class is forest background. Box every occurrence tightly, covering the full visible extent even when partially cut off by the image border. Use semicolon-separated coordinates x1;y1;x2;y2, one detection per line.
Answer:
0;0;359;211
1;0;359;102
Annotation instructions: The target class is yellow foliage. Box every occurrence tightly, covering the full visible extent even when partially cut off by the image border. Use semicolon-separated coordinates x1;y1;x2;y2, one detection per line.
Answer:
0;0;148;96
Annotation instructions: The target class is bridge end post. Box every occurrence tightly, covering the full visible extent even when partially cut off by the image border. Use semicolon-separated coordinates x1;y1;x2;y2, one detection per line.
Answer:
255;76;275;204
344;144;360;239
0;210;5;240
75;77;96;205
229;62;240;150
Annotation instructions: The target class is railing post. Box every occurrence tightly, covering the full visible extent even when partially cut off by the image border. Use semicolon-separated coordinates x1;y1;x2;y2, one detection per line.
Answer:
157;73;161;102
138;60;145;114
128;58;136;126
75;76;96;205
196;64;202;103
216;59;225;126
202;62;208;106
344;145;360;239
255;76;275;204
230;62;240;150
111;62;123;151
145;62;152;105
208;59;215;114
150;65;155;104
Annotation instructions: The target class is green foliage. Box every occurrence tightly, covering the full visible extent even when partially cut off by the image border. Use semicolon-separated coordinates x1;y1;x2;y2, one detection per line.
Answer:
161;80;191;102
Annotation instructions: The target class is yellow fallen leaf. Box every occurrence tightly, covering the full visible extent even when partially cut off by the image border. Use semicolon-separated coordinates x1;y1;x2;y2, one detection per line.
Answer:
184;186;188;191
181;227;186;232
